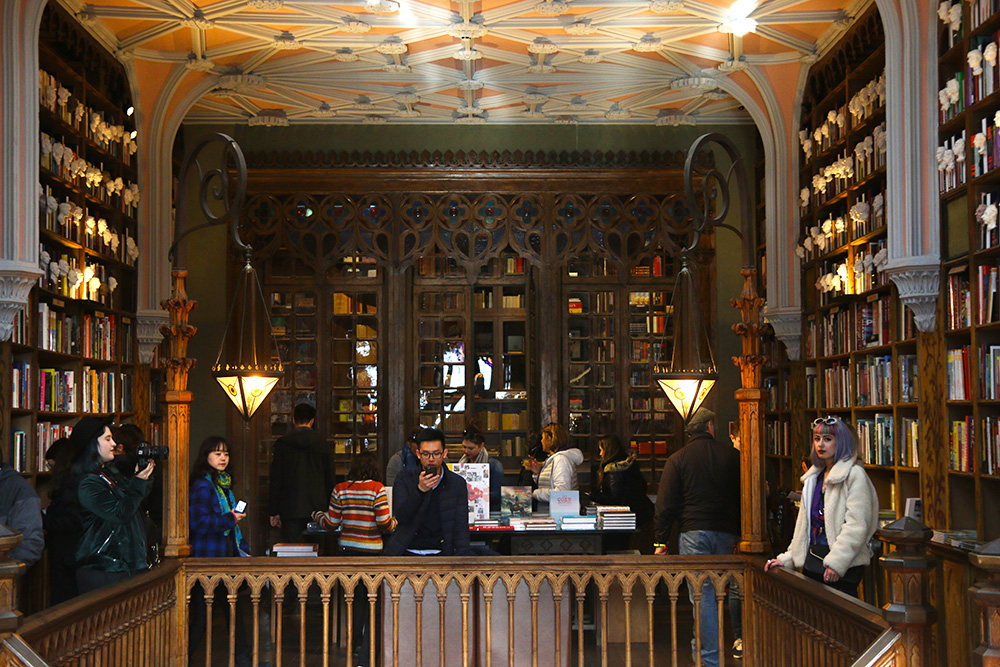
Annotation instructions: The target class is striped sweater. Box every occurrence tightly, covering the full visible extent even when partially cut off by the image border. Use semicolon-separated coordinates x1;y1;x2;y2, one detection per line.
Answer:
315;479;397;552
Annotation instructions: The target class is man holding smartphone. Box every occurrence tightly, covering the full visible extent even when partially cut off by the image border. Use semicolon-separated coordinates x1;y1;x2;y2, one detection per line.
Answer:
383;428;471;556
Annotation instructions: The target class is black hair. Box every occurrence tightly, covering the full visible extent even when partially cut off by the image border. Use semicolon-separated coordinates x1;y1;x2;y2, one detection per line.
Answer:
189;436;230;487
415;427;446;446
462;426;486;447
346;451;382;483
112;423;145;453
293;402;316;425
71;423;114;475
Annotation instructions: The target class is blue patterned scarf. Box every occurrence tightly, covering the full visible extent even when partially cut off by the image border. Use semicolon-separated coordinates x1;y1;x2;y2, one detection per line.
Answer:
209;472;243;551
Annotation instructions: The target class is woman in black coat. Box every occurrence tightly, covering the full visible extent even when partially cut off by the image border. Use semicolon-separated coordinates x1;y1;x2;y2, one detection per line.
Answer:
591;435;654;552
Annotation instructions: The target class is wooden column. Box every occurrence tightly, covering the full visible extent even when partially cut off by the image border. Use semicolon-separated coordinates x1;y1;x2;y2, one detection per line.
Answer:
917;297;947;529
733;269;769;554
536;260;561;425
879;517;937;666
160;269;195;559
970;539;1000;667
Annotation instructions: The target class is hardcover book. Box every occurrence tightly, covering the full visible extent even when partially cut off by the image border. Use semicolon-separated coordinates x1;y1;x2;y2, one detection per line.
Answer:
500;486;532;517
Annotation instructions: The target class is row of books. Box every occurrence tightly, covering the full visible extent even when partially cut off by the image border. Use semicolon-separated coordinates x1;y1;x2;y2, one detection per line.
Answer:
939;78;966;126
330;291;377;315
39;70;135;163
821;362;852;409
967;31;1000;107
765;420;790;456
930;529;980;551
473;408;528;431
856;294;892;349
855;354;893;407
947;345;972;400
950;416;974;473
37;367;130;414
938;132;967;193
970;116;1000;180
983;416;1000;475
36;301;128;360
567;292;614;315
857;413;894;466
11;362;30;409
981;345;1000;399
808;308;852;358
629;340;666;363
763;374;790;412
628;315;667;336
899;416;920;467
977;263;1000;324
947;265;972;329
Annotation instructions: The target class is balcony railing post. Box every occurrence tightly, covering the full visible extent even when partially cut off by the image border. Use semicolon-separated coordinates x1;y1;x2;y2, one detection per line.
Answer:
878;517;936;667
969;538;1000;667
0;525;25;634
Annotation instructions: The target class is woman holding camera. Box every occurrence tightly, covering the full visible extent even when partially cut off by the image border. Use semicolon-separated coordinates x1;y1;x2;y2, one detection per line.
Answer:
73;417;154;595
764;416;879;597
188;435;252;667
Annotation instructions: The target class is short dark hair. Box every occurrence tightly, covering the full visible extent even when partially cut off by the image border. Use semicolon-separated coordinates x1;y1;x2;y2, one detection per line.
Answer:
415;427;446;448
406;429;421;444
462;426;485;447
346;451;382;483
293;402;316;425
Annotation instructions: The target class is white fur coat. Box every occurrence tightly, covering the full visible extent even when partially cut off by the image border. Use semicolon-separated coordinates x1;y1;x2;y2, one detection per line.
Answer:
776;458;879;576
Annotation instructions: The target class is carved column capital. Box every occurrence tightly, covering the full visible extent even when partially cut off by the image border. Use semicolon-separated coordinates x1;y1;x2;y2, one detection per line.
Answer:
885;258;940;333
136;309;169;364
764;307;801;361
0;261;43;342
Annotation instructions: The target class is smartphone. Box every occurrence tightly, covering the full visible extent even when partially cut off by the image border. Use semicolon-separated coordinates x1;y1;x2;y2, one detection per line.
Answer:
423;465;439;478
234;500;247;513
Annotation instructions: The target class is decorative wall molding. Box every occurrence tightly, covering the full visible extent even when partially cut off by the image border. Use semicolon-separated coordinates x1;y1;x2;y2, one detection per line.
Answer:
763;308;802;361
136;309;169;364
0;260;42;341
244;148;713;171
885;258;940;333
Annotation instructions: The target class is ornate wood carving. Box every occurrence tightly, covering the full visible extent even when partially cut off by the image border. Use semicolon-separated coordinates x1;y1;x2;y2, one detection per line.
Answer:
878;518;937;667
970;540;1000;667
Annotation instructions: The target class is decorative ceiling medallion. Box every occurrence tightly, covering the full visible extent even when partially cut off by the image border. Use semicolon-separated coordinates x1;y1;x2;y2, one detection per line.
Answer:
702;88;728;101
579;50;602;64
365;0;400;13
454;47;483;61
535;0;570;15
363;115;387;124
570;97;588;108
217;73;266;93
605;103;630;120
248;109;289;127
523;92;549;104
181;11;214;30
334;49;360;62
393;92;420;104
565;20;598;35
383;63;412;73
209;89;242;100
655;110;696;126
376;37;408;55
527;63;556;73
446;21;488;38
633;35;662;52
717;58;748;73
341;20;372;33
670;76;716;91
352;97;376;110
311;103;335;118
273;32;301;50
247;0;282;8
649;0;684;12
528;38;559;55
458;79;485;90
186;55;216;72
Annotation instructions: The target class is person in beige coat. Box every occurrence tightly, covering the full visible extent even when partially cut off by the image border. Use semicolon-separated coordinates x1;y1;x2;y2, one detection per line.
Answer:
764;416;878;597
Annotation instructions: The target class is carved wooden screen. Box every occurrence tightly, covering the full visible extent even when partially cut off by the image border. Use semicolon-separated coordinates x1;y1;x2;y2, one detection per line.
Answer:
239;151;706;488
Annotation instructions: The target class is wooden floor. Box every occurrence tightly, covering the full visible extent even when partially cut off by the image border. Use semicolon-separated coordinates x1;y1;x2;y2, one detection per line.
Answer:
192;592;743;667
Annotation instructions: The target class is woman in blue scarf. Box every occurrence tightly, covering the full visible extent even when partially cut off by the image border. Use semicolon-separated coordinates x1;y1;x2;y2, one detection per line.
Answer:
188;436;252;667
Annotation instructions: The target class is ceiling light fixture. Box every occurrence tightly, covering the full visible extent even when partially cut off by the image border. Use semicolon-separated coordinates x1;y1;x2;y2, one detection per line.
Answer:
126;106;134;117
365;0;399;13
129;130;137;139
719;0;757;36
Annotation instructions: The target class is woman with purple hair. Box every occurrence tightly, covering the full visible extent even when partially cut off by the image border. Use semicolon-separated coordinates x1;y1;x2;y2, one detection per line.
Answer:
764;416;879;597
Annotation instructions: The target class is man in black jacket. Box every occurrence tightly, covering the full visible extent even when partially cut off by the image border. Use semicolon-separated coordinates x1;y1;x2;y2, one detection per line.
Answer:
384;428;470;557
653;408;740;667
269;403;336;543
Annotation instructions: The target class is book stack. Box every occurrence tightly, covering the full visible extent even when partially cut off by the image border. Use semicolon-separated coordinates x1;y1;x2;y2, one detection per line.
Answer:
560;516;597;531
930;529;980;551
471;520;513;532
272;543;318;557
509;517;557;531
596;506;636;530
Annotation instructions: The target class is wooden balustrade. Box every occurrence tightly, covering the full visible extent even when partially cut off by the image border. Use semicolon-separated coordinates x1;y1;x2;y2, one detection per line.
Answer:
16;561;181;666
745;557;891;667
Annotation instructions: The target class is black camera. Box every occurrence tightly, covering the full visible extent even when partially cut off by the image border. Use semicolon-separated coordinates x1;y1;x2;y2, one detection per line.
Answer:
136;442;169;468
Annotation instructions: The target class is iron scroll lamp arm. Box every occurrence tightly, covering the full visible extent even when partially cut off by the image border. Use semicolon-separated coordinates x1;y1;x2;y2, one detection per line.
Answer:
682;132;770;554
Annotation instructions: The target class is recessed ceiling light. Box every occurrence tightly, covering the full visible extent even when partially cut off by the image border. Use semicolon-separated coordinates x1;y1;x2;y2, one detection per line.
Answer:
719;0;757;36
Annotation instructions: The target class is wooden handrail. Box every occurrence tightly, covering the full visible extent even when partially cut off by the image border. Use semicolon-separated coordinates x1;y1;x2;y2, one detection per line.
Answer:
849;629;903;667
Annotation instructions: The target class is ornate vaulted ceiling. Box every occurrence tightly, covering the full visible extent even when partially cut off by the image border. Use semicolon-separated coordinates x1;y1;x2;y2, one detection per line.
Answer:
63;0;857;126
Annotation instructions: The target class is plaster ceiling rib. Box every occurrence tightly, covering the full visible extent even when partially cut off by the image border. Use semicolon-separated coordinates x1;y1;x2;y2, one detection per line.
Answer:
193;97;247;114
191;27;206;58
255;51;358;74
161;0;199;16
205;39;281;60
573;16;717;30
217;23;286;41
752;0;818;18
754;25;817;54
404;2;460;23
280;4;355;24
655;26;728;45
118;22;186;50
480;0;542;24
200;0;250;19
130;48;196;62
658;41;733;62
703;98;745;113
239;48;280;72
212;13;353;26
647;49;708;77
678;97;708;114
79;7;177;20
567;7;647;24
109;0;187;16
679;0;728;21
730;33;742;62
229;96;262;115
762;11;846;24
